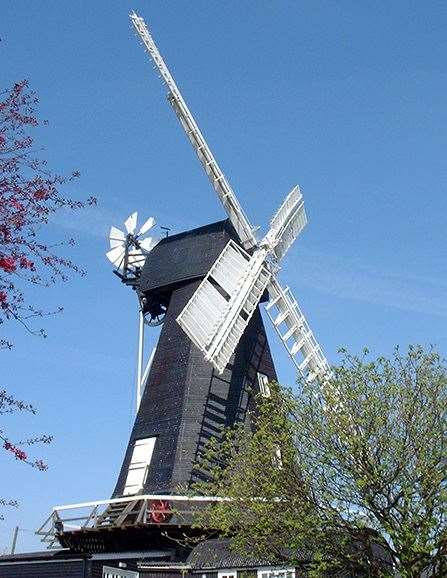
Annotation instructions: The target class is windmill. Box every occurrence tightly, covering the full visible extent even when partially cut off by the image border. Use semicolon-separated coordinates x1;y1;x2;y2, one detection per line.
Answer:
36;12;330;557
130;12;329;382
101;12;330;504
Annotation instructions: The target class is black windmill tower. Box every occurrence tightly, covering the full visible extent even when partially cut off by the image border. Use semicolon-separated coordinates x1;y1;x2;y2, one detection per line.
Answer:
41;12;329;558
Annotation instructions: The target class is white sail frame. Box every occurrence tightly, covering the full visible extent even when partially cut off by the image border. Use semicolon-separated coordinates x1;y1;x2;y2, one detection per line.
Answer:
177;240;271;373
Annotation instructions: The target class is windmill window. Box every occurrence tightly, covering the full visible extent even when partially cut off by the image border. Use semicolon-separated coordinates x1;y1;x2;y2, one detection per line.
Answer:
257;372;271;397
123;437;156;496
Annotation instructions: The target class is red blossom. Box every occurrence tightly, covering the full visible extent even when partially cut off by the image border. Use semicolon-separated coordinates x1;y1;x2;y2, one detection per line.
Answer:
0;256;17;273
0;291;7;308
3;441;27;461
10;199;24;211
19;256;34;270
0;79;91;485
33;189;48;200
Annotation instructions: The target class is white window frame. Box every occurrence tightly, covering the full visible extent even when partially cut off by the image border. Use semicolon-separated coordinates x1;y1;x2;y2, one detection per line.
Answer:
218;570;237;578
257;372;271;397
123;437;156;496
257;567;295;578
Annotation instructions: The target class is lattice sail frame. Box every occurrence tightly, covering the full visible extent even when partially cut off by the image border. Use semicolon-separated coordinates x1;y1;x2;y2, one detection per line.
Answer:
177;183;323;377
266;278;330;380
130;12;257;251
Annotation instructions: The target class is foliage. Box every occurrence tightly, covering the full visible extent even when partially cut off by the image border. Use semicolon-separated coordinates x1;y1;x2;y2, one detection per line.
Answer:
194;346;447;578
0;79;95;488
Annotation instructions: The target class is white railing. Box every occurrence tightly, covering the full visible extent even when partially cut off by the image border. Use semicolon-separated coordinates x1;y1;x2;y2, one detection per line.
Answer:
36;494;225;549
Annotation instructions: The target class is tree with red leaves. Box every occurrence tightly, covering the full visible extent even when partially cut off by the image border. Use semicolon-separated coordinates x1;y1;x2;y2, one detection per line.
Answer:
0;79;95;504
0;80;96;338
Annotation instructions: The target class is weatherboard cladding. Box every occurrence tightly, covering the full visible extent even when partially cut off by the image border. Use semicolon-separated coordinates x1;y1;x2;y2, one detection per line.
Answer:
113;282;276;496
90;559;140;577
0;555;159;578
0;560;86;577
113;220;277;497
0;550;190;578
113;281;200;495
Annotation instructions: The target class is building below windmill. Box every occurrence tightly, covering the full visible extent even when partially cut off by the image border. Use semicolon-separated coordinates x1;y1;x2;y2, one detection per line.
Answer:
0;538;311;578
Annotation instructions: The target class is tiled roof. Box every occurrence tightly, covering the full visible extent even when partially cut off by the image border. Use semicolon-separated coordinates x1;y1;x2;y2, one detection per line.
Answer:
187;539;308;570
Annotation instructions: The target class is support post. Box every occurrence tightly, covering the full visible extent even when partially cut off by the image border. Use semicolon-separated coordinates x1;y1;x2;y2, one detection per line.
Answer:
136;310;145;413
10;526;18;554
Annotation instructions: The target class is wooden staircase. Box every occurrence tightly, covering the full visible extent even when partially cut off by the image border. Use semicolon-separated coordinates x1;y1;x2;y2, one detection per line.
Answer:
94;500;142;528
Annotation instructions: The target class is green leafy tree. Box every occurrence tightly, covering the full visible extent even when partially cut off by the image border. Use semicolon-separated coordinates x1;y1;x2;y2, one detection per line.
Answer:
194;346;447;578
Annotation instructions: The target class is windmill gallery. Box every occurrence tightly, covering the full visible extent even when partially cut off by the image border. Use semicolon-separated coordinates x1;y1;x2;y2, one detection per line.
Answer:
0;12;330;578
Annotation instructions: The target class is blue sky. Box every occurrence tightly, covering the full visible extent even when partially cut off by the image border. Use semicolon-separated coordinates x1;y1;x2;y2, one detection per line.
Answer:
1;0;446;552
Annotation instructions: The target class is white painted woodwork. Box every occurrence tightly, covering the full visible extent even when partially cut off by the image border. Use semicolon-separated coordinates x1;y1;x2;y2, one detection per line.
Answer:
218;571;237;578
268;185;307;261
177;241;271;373
257;372;271;398
257;568;295;578
266;278;330;381
129;11;330;383
130;12;257;250
123;437;156;496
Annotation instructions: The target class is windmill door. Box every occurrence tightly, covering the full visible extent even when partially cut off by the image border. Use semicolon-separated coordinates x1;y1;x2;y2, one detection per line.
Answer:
123;437;156;495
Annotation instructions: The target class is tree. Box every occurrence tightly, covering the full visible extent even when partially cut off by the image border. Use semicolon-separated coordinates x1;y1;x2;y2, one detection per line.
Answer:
0;80;95;481
0;80;95;337
195;346;447;578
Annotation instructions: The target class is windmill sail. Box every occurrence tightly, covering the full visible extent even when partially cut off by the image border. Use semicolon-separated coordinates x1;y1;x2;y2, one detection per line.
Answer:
109;226;126;248
269;185;307;261
106;245;126;269
265;277;330;381
130;12;257;251
125;212;138;235
130;11;330;382
177;240;271;373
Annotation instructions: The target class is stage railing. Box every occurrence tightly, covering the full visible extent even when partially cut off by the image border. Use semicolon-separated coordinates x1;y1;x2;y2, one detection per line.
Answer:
36;494;225;549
